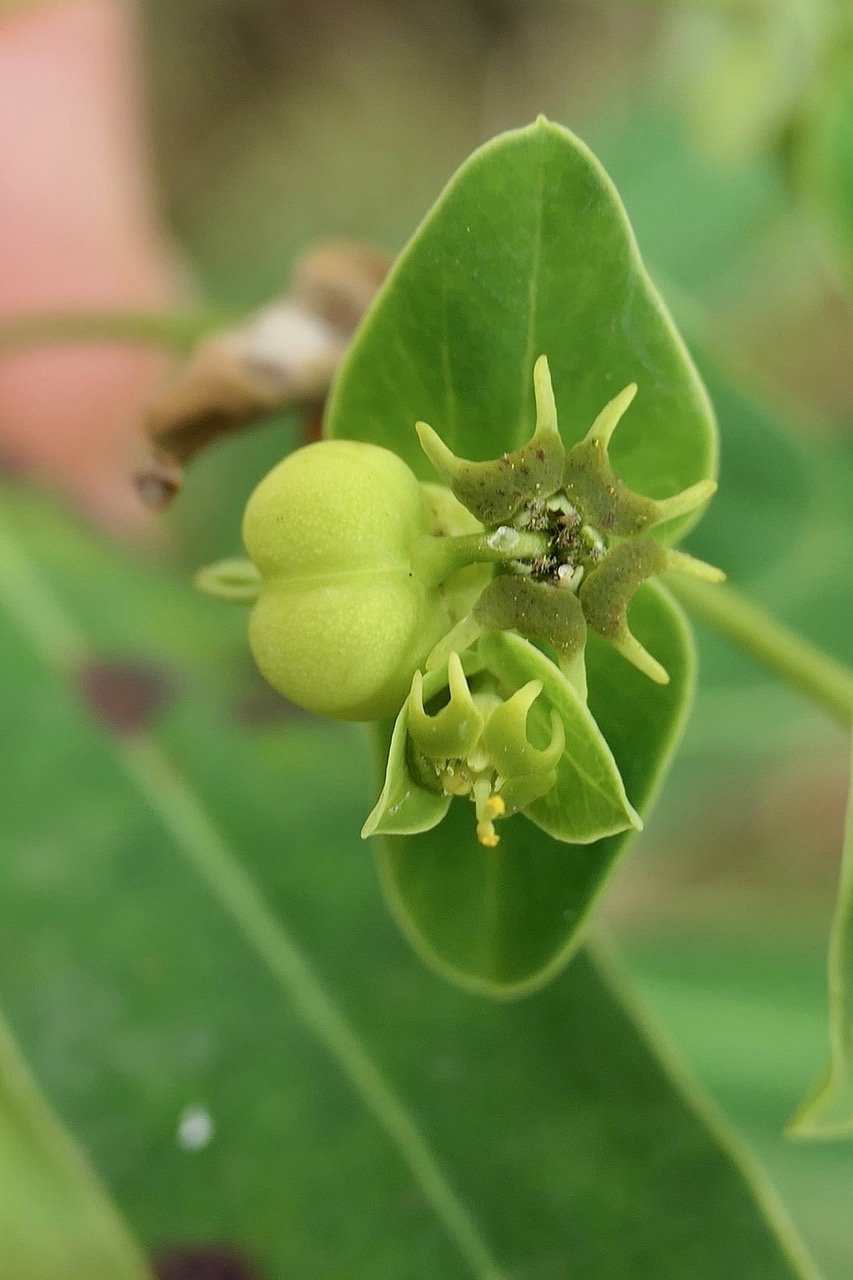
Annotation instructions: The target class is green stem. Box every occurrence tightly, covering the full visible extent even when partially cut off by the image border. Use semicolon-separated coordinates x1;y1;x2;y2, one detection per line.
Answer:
0;308;232;356
668;577;853;728
415;529;549;587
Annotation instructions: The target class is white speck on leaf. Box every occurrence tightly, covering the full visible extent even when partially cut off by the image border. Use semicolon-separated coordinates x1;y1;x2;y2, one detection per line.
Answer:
177;1104;215;1151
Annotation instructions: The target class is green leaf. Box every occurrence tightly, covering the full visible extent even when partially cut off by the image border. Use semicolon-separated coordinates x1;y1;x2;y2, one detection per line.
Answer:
326;117;717;542
679;2;824;165
0;1009;149;1280
375;583;693;997
789;740;853;1138
0;488;821;1279
684;357;827;603
320;118;713;984
797;37;853;283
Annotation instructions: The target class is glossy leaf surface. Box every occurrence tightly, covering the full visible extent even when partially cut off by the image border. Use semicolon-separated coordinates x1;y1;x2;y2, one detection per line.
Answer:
324;118;712;988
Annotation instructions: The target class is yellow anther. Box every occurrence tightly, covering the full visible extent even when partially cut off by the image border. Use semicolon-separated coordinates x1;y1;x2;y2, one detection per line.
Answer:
473;780;506;847
440;768;472;797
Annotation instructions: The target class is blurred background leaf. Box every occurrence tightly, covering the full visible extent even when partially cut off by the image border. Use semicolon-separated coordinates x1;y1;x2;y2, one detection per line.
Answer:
0;485;829;1279
796;35;853;286
790;741;853;1137
0;1008;149;1280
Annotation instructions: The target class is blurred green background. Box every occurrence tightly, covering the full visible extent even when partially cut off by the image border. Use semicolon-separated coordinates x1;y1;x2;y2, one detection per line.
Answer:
3;0;853;1275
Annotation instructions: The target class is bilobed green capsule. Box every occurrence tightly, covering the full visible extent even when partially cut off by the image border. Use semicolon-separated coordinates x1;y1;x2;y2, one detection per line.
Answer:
242;440;451;721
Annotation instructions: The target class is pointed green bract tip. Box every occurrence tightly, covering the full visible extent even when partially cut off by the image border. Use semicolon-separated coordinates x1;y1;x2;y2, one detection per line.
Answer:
611;631;670;685
586;383;638;446
653;479;718;527
414;363;565;525
415;420;456;485
532;354;560;443
408;652;485;761
482;683;566;783
666;548;726;584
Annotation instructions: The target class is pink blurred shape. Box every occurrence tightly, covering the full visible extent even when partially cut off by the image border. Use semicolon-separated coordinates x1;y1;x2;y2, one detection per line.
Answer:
0;0;182;529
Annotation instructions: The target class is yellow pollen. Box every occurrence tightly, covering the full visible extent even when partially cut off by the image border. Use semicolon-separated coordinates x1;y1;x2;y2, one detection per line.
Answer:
473;783;506;847
442;773;471;796
476;822;500;848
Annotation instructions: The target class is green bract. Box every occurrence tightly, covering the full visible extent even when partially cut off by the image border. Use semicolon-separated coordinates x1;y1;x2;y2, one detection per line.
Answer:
241;440;458;721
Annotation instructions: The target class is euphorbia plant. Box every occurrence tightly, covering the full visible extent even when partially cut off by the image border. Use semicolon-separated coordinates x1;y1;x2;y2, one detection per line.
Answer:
196;119;717;993
2;113;853;1280
192;116;852;1127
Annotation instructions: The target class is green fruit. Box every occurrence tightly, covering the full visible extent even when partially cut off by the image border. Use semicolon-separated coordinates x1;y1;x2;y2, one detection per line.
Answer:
242;440;448;720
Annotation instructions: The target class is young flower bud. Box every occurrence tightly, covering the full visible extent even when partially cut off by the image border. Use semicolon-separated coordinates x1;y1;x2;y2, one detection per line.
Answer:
241;440;453;721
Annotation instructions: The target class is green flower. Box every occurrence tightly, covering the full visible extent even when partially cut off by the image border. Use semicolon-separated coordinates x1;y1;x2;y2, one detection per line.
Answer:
419;355;723;693
364;644;640;849
197;353;720;848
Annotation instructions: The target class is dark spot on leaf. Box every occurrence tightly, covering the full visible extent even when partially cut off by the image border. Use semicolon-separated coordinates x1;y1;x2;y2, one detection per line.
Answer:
77;659;175;735
233;669;313;727
153;1246;260;1280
